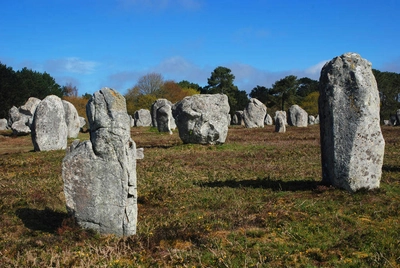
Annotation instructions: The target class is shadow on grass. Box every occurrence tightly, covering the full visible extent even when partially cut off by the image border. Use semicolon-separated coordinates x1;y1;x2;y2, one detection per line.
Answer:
383;165;400;173
16;207;68;233
197;177;321;192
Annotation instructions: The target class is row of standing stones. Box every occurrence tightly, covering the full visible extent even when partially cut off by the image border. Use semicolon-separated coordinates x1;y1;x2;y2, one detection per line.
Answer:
0;52;385;236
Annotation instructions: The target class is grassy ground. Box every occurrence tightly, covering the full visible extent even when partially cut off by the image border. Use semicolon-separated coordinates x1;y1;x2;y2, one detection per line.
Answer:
0;125;399;267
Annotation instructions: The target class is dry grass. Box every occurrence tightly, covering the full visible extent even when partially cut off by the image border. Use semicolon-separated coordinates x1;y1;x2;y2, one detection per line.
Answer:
0;125;399;267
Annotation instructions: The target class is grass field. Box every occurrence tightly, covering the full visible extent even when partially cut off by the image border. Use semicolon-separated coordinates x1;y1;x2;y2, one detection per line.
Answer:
0;125;399;267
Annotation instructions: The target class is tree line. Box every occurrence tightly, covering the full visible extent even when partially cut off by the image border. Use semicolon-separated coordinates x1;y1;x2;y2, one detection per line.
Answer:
1;62;399;123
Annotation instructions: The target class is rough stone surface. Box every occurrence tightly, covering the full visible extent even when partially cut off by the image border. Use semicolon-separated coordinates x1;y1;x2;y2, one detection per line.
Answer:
308;115;316;125
315;114;320;124
12;120;31;135
79;116;86;129
275;111;286;133
232;111;245;126
151;99;176;129
157;104;174;134
288;105;308;127
8;106;21;128
62;87;143;236
319;52;385;192
134;109;152;127
243;98;267;128
31;95;68;151
173;94;230;144
265;114;273;125
0;119;7;130
20;97;41;117
62;100;80;138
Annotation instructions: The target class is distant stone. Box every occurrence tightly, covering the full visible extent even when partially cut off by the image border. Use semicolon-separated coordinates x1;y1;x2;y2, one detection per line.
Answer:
134;109;152;127
0;119;7;130
243;98;267;128
314;114;320;124
383;120;390;126
62;87;143;236
151;99;176;130
265;113;273;125
288;105;308;127
308;115;316;125
319;52;385;192
79;116;86;129
8;106;21;128
173;94;230;144
31;95;68;151
62;100;80;138
232;111;245;126
12;120;31;136
157;104;174;134
275;111;286;133
19;97;41;117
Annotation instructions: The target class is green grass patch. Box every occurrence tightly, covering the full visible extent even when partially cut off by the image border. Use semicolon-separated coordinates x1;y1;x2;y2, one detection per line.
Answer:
0;125;399;267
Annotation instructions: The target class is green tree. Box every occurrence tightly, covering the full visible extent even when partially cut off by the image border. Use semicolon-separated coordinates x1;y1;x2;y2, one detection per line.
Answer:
177;80;201;91
373;69;400;121
300;91;319;115
202;66;248;113
249;85;274;106
0;63;62;118
270;75;299;111
297;77;319;98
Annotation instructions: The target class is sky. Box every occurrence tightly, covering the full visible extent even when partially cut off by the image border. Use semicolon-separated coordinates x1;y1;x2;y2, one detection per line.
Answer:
1;0;399;96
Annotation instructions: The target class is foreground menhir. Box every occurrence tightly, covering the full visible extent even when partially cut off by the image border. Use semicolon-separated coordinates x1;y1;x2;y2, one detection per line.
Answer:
319;53;385;192
62;88;143;236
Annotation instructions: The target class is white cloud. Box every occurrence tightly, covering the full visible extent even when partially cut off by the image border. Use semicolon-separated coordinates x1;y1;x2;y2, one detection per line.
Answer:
304;60;329;77
44;57;99;75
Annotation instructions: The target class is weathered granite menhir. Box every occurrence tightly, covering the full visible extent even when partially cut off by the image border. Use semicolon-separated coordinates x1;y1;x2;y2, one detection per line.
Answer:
173;94;230;144
62;88;144;236
319;52;385;192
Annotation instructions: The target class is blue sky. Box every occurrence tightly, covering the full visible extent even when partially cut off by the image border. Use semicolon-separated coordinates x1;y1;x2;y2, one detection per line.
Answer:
1;0;399;96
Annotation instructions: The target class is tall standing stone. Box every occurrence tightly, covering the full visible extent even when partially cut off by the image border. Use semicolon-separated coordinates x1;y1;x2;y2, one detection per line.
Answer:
151;99;176;130
243;98;267;128
31;95;68;151
319;52;385;192
275;111;286;133
62;88;143;236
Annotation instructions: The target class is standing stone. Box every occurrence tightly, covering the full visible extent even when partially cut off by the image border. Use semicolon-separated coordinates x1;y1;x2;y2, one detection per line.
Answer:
31;95;68;151
62;100;81;138
62;88;143;236
151;99;176;129
319;52;385;192
12;120;31;136
288;105;308;127
314;114;320;124
265;114;273;125
79;116;86;129
20;97;41;117
243;98;267;128
232;111;245;126
173;94;230;145
134;109;152;127
8;106;21;128
275;111;286;133
157;104;174;134
308;115;316;125
0;119;7;130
